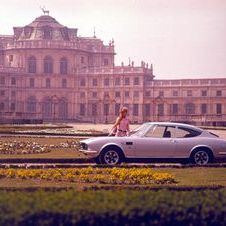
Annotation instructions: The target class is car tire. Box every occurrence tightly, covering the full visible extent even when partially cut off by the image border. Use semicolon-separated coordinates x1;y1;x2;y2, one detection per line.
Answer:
94;156;101;165
190;148;213;165
99;147;124;165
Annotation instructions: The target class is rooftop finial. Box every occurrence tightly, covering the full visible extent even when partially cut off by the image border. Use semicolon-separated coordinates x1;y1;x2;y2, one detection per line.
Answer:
93;26;96;38
40;6;50;15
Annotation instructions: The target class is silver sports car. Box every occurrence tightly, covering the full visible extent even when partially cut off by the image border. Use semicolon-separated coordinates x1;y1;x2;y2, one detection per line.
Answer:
79;122;226;165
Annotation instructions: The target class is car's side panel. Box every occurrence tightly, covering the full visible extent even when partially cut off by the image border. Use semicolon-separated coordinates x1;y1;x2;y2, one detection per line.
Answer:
134;137;176;158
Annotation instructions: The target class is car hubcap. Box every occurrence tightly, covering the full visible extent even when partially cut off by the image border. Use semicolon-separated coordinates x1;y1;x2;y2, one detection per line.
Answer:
104;150;119;165
194;151;209;165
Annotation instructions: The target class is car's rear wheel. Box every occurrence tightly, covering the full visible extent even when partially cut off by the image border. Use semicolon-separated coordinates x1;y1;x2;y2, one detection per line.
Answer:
190;149;213;165
99;147;124;165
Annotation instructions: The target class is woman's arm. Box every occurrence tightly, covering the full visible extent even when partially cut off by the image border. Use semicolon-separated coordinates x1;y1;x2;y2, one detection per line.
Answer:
126;121;130;136
109;117;121;135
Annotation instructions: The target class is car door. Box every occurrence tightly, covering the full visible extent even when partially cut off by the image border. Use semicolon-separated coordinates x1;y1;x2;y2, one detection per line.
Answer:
135;125;177;158
173;126;202;158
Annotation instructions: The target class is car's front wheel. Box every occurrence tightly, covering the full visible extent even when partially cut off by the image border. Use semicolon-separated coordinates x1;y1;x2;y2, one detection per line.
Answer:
99;147;124;165
190;149;213;165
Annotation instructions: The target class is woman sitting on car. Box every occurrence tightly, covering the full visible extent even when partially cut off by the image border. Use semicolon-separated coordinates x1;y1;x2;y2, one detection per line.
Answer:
110;106;130;137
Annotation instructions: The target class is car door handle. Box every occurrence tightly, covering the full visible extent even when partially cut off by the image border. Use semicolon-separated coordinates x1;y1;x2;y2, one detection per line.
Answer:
170;140;177;143
126;142;133;145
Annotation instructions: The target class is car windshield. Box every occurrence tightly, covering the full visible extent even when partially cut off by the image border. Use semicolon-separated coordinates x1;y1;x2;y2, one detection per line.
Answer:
130;124;152;137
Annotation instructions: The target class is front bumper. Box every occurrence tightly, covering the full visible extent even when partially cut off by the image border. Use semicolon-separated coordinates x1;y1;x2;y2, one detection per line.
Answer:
79;149;99;158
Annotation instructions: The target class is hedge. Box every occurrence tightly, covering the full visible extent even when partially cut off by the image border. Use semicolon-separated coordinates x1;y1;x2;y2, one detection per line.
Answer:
0;189;225;226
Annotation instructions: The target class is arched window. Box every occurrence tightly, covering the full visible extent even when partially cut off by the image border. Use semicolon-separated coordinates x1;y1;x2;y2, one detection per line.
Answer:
60;57;68;74
44;56;53;74
42;97;52;118
42;26;52;40
185;103;195;115
46;78;51;88
28;56;36;73
0;102;4;111
27;96;36;113
62;78;67;88
59;98;68;119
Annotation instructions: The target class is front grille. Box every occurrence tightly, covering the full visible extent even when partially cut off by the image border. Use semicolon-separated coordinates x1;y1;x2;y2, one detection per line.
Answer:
80;142;88;150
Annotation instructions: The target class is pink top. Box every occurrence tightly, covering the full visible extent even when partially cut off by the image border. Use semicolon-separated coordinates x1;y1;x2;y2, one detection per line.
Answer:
117;117;129;131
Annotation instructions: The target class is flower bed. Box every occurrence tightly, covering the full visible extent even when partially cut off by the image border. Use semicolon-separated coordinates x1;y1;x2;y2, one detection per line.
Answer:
0;167;176;184
0;140;79;155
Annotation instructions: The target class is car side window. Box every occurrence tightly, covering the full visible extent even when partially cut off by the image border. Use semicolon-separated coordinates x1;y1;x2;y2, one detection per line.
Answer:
176;127;201;138
145;125;176;138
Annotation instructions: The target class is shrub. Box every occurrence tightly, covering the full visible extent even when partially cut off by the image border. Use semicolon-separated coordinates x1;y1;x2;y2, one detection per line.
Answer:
0;189;225;226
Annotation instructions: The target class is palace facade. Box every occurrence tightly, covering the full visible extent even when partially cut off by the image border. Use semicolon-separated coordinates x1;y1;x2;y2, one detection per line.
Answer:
0;14;226;126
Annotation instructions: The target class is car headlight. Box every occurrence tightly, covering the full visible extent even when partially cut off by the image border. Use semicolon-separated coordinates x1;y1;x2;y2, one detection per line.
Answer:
80;142;88;150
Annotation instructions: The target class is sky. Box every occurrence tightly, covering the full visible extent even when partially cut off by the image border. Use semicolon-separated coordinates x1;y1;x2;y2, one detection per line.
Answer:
1;0;226;79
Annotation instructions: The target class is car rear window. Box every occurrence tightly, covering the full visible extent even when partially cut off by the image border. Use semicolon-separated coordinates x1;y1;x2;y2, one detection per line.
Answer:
176;127;202;138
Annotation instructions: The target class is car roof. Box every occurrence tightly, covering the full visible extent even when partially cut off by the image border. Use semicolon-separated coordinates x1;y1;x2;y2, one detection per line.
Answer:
143;122;203;132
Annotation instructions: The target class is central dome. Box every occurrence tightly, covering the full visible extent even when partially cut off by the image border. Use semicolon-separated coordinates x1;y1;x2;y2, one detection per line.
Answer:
28;15;64;28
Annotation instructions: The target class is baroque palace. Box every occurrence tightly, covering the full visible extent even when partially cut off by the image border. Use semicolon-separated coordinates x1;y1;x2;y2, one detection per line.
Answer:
0;13;226;126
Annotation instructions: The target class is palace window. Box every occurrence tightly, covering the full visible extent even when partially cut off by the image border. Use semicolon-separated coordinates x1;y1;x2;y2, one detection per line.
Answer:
201;104;207;114
158;104;164;116
30;78;35;88
0;103;4;111
42;26;52;40
104;104;109;116
27;96;36;113
125;91;130;98
216;90;222;96
134;77;140;85
11;91;16;97
115;103;120;115
216;104;222;114
81;56;85;64
115;78;120;86
44;56;53;74
171;104;178;115
80;78;86;86
187;90;193;97
133;104;139;116
80;92;85;98
185;103;195;114
145;91;151;97
104;78;110;86
28;56;36;73
173;90;178;97
133;91;139;98
59;99;68;119
104;58;109;66
92;78;98;86
92;92;97;98
10;103;16;111
124;77;130;85
62;78;67;88
92;104;97;116
201;90;207;97
11;77;16;85
159;91;164;97
115;91;120;98
0;77;5;85
46;78;51;88
60;57;68;74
